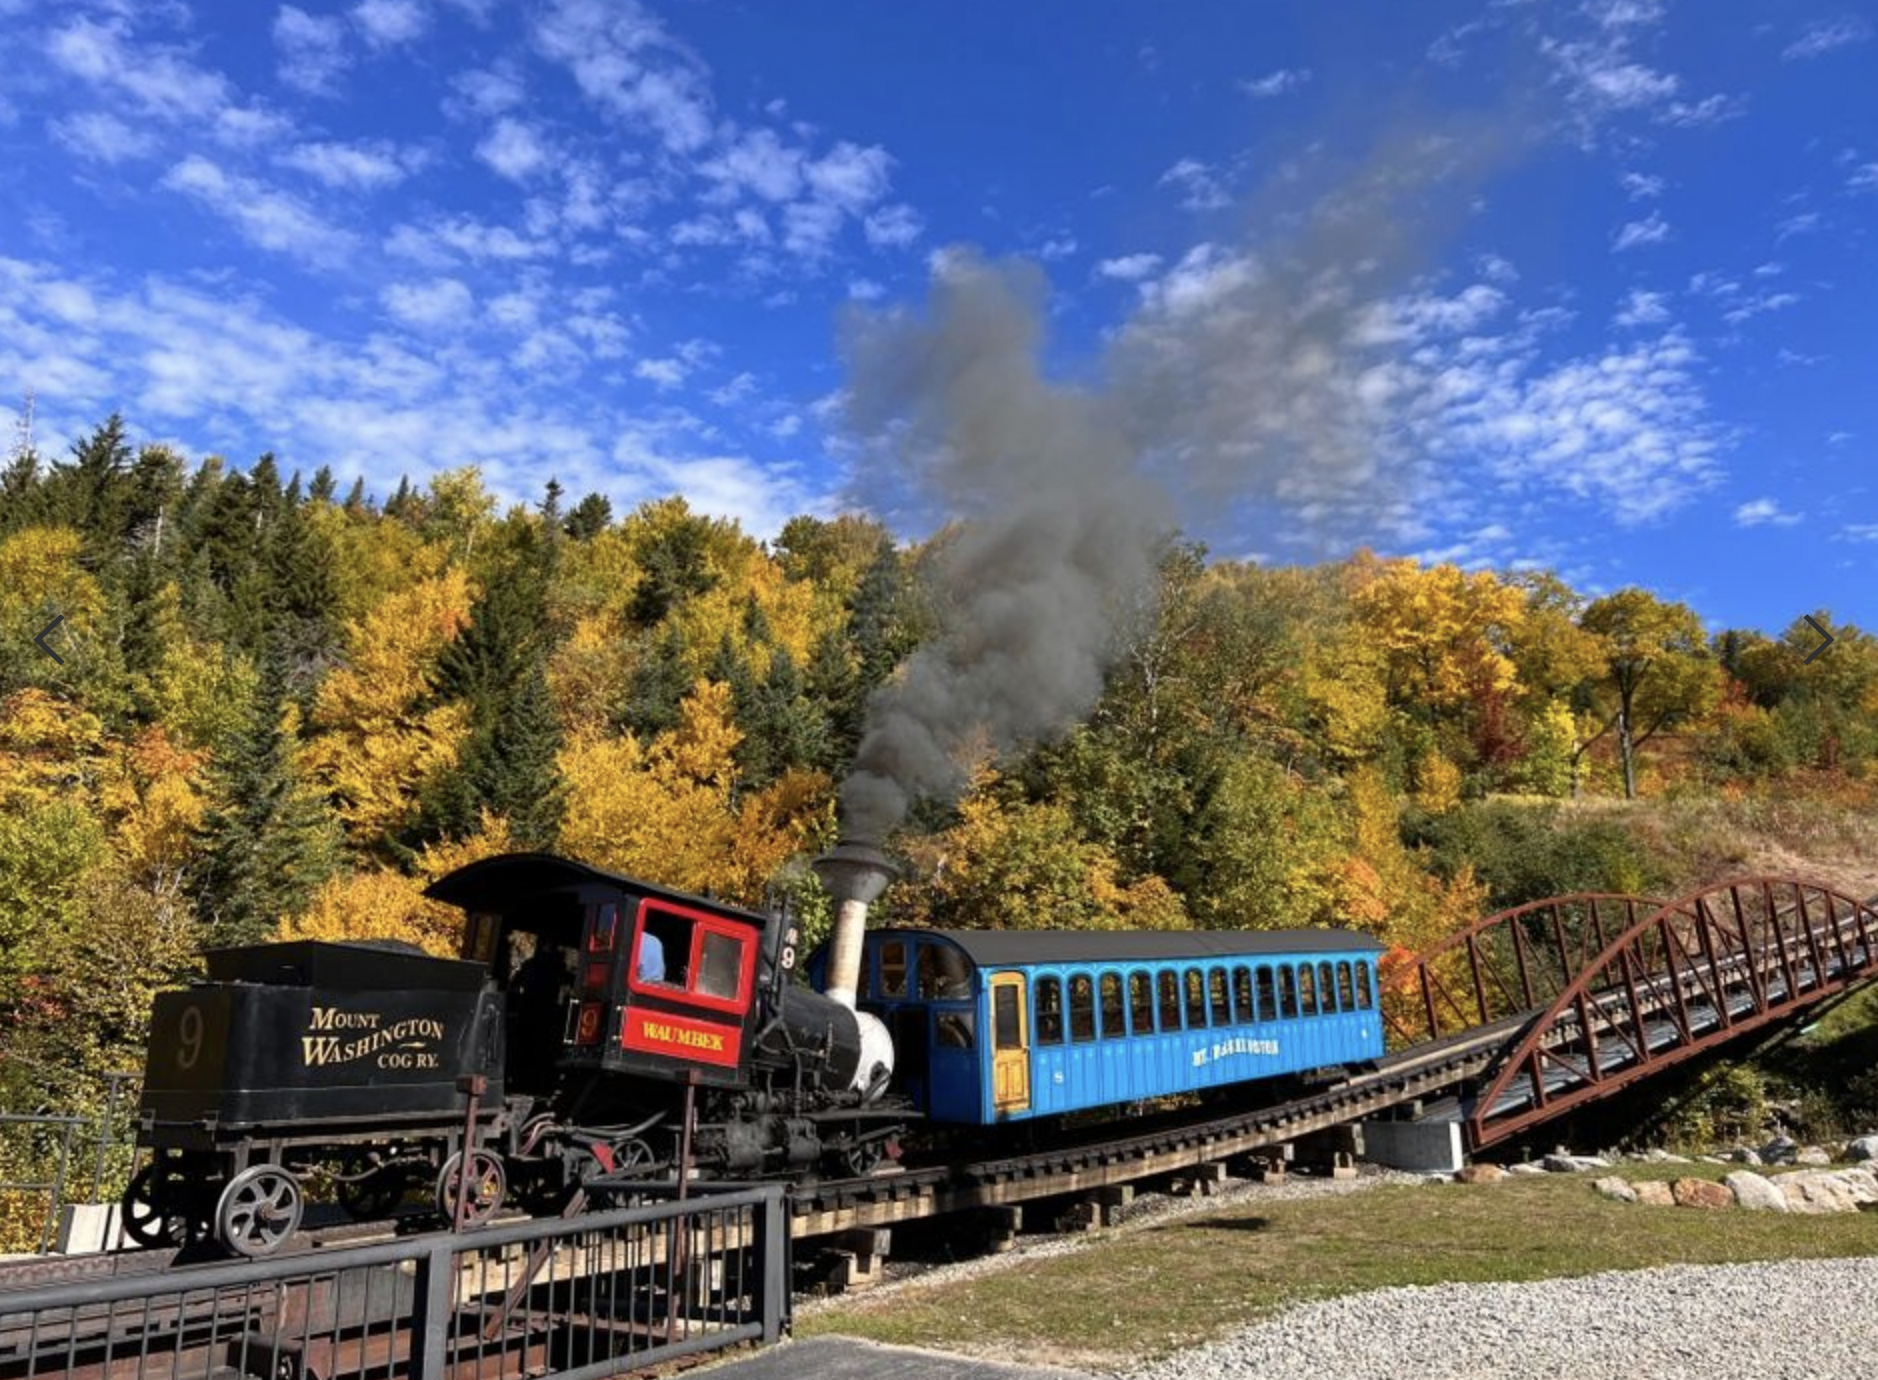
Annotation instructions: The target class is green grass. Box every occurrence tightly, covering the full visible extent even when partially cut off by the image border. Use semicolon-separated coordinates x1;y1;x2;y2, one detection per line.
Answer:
797;1168;1878;1367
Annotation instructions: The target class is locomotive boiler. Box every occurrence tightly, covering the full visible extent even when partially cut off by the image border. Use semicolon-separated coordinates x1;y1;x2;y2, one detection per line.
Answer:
127;850;906;1256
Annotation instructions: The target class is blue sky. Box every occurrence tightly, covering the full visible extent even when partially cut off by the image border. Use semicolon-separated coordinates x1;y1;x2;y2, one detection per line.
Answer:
0;0;1874;634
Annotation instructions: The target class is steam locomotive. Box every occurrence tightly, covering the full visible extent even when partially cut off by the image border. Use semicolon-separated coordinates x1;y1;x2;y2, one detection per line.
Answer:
127;846;1385;1257
126;852;903;1256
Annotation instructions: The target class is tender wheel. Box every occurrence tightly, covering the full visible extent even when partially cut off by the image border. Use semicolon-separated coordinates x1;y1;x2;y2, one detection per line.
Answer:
436;1150;506;1227
121;1157;203;1249
216;1165;305;1258
336;1162;405;1220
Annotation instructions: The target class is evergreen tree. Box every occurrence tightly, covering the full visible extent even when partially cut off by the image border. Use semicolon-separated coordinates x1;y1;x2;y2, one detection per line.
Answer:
124;445;185;561
48;413;133;559
190;642;341;946
423;529;564;848
342;477;368;513
308;466;337;505
566;492;612;541
270;497;342;698
619;624;693;738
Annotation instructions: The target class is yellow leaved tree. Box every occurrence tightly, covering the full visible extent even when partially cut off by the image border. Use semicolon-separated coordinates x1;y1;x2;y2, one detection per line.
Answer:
302;569;475;851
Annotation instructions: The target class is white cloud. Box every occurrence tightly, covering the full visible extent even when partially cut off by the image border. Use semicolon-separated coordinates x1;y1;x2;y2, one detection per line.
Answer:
278;139;416;190
701;128;803;203
50;112;156;163
1096;253;1164;282
381;277;474;328
532;0;715;155
352;0;428;47
386;215;549;266
451;64;526;117
274;5;350;95
1721;291;1799;326
1734;497;1803;528
1620;170;1664;199
476;118;554;181
1545;37;1678;113
1160;158;1229;211
1241;67;1312;98
1660;93;1746;127
864;203;924;249
162;157;356;267
804;142;893;213
1614;288;1670;326
1612;212;1671;251
1849;163;1878;193
634;357;687;390
1784;16;1871;60
1036;236;1079;261
847;278;885;301
1776;210;1822;241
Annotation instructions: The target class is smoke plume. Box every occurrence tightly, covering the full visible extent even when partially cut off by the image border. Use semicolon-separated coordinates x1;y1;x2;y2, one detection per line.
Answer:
837;125;1514;841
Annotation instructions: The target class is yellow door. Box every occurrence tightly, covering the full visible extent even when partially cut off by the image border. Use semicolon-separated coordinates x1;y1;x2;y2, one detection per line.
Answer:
989;972;1030;1114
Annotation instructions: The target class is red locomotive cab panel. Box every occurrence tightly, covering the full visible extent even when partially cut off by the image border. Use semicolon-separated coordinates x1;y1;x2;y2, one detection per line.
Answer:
621;898;760;1071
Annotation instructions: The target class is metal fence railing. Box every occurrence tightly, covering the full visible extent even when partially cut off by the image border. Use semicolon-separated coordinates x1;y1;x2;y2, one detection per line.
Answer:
0;1182;789;1380
0;1073;143;1256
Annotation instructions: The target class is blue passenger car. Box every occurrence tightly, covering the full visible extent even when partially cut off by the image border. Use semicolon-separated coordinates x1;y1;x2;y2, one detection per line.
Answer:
816;928;1385;1125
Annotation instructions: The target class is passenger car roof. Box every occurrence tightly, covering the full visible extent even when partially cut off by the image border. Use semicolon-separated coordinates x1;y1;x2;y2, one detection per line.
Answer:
885;927;1384;966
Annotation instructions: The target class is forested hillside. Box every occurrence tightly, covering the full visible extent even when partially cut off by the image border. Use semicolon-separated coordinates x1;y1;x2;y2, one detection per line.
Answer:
4;415;1877;1116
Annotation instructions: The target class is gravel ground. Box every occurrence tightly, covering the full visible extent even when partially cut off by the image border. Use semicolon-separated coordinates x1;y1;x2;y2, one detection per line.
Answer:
1117;1255;1878;1380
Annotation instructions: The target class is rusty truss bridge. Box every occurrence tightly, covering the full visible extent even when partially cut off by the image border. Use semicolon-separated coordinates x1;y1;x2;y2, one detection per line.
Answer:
3;873;1875;1380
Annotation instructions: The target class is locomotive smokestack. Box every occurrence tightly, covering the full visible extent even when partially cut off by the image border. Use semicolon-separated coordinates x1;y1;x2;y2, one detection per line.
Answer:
810;840;895;1010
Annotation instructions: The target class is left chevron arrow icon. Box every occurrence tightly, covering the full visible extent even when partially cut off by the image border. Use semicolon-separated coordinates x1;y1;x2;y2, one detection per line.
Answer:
34;613;65;664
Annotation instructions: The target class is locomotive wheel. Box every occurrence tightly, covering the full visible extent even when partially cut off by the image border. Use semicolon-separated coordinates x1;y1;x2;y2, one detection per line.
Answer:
436;1150;506;1227
839;1142;886;1178
121;1158;205;1249
215;1165;305;1258
336;1163;406;1220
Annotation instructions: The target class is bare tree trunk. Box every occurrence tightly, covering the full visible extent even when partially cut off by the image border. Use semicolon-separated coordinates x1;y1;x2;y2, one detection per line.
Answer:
1618;707;1637;800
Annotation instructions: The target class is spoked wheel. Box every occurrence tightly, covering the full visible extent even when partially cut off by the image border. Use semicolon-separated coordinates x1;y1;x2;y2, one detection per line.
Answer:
336;1160;406;1221
838;1140;887;1178
436;1150;506;1227
215;1165;305;1258
121;1157;207;1249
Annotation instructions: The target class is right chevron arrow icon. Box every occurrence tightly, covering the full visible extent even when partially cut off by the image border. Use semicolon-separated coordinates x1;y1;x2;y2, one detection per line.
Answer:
1803;614;1834;665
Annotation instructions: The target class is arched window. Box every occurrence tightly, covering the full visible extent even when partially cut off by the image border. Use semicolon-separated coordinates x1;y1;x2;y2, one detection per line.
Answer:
1319;962;1337;1012
1232;966;1254;1024
1100;972;1126;1037
1069;973;1097;1042
1298;963;1317;1017
1035;977;1064;1045
1355;962;1374;1010
1209;968;1231;1026
1337;962;1355;1012
1159;971;1183;1029
1256;967;1277;1022
1130;971;1156;1033
1278;966;1298;1019
1185;968;1208;1028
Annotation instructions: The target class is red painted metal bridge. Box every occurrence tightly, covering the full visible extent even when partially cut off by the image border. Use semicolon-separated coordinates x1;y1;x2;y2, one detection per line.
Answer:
1381;875;1878;1149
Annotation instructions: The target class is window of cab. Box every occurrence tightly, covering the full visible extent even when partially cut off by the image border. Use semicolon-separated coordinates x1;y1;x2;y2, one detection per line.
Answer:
628;901;753;1013
877;940;910;999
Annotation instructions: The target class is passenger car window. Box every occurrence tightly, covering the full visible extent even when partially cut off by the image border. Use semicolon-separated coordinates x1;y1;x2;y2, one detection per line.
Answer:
1185;968;1207;1028
1319;962;1337;1012
993;984;1023;1050
1256;967;1277;1022
1279;966;1299;1019
1299;963;1317;1016
1035;976;1064;1045
1337;962;1355;1012
878;941;909;998
1209;968;1231;1026
1232;966;1253;1024
1100;972;1125;1037
1130;972;1155;1034
1158;971;1182;1030
1356;963;1374;1010
1069;974;1096;1042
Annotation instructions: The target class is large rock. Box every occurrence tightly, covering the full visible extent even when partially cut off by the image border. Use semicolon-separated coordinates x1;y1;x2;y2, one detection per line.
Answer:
1645;1148;1691;1164
1795;1146;1833;1167
1776;1167;1878;1215
1506;1163;1547;1176
1455;1164;1506;1185
1672;1178;1735;1209
1759;1136;1798;1166
1593;1175;1638;1203
1725;1170;1789;1212
1728;1147;1764;1166
1843;1135;1878;1163
1541;1153;1608;1173
1634;1180;1676;1206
